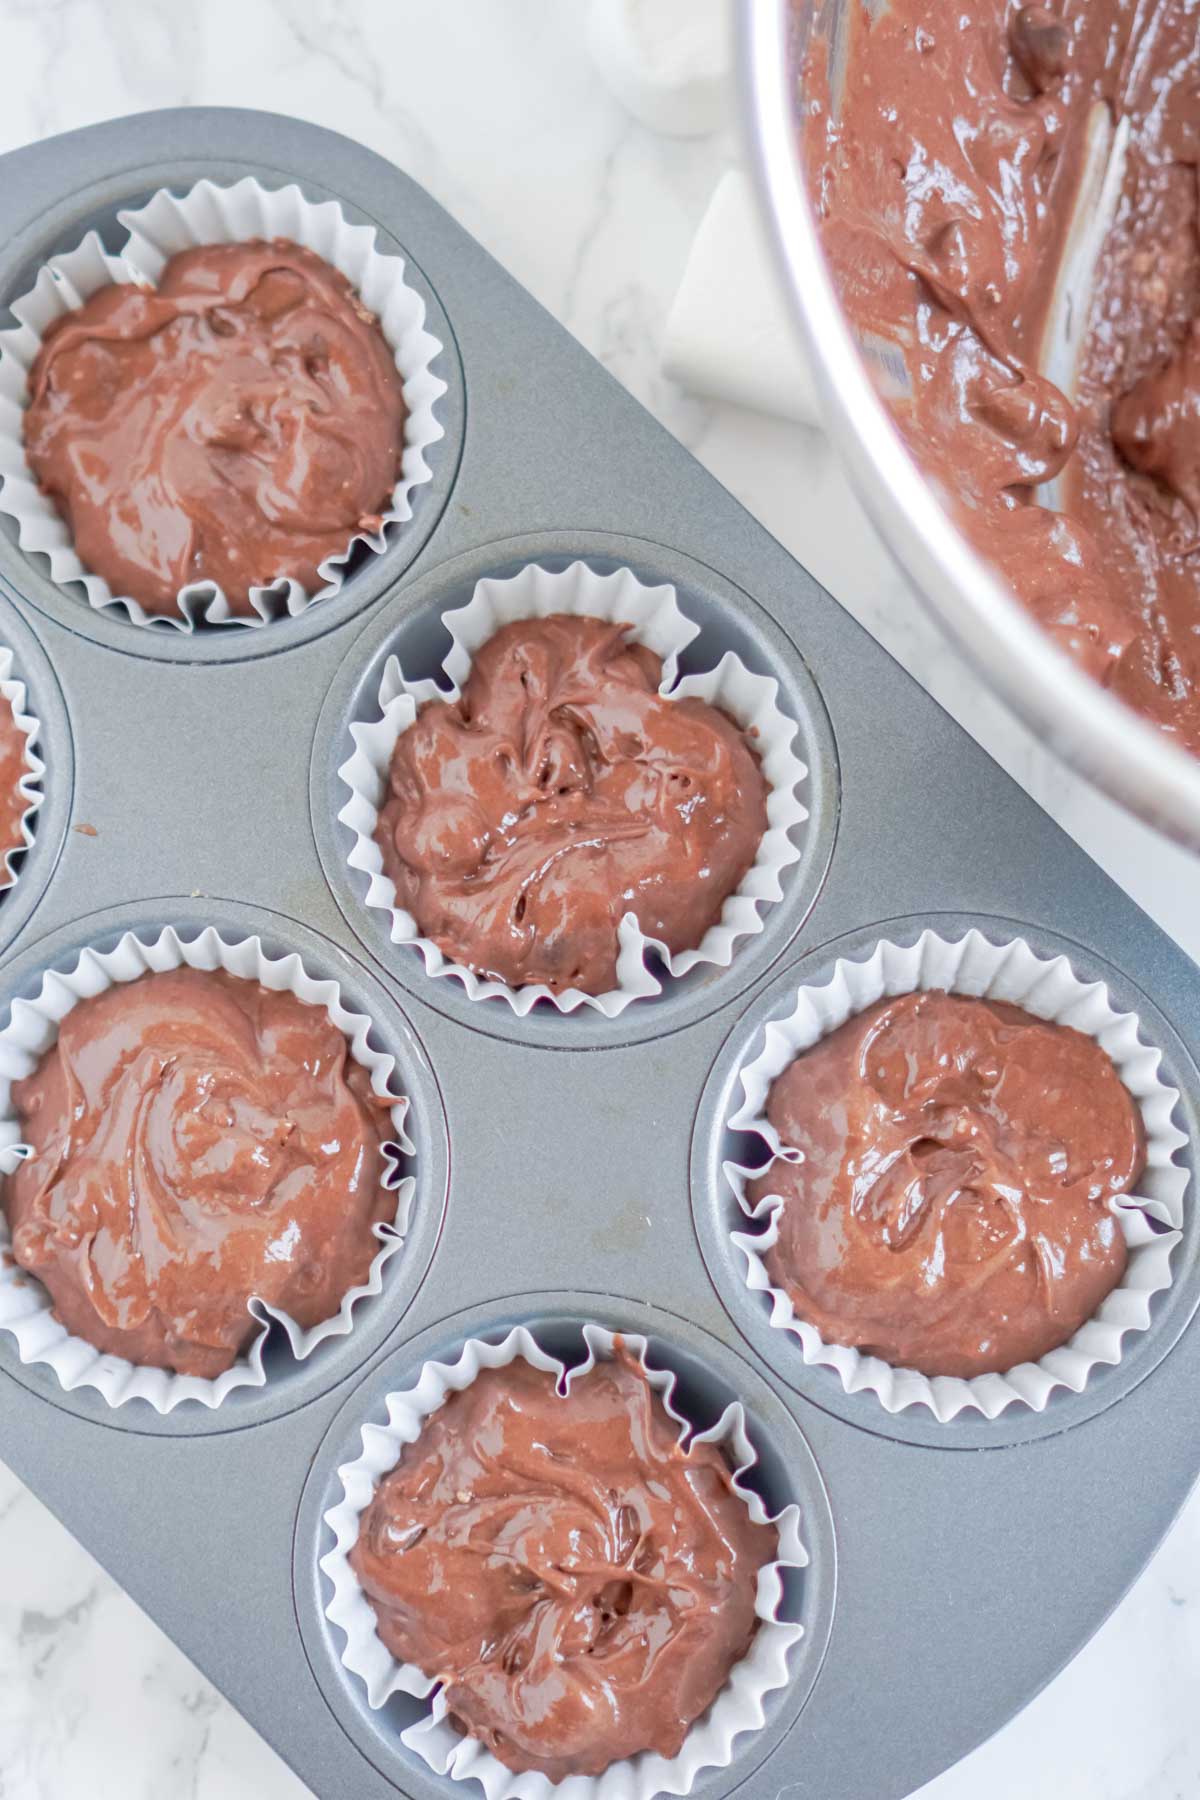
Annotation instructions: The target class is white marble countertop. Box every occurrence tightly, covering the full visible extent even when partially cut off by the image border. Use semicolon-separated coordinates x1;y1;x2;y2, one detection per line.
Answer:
0;3;1196;1797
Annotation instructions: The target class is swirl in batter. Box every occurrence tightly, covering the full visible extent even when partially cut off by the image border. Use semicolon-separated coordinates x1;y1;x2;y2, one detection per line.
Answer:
350;1350;777;1780
3;967;397;1376
374;613;768;995
749;991;1146;1377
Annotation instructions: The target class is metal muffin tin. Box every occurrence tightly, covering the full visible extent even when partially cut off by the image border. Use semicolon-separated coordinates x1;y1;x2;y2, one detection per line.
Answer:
0;108;1198;1800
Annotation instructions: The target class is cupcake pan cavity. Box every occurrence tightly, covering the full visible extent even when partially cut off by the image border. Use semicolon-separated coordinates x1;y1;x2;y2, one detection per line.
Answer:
0;108;1198;1800
297;1304;836;1800
336;557;812;1020
319;1320;809;1800
316;534;840;1047
0;899;450;1435
0;165;465;663
0;591;71;957
0;643;44;890
0;176;450;633
693;914;1200;1451
721;926;1188;1424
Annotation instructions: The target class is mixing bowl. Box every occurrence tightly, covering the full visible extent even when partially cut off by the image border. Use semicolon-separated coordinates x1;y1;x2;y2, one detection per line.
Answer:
736;0;1200;849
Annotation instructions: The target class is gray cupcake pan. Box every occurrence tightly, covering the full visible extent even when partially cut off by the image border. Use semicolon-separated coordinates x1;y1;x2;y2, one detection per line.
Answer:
0;107;1197;1800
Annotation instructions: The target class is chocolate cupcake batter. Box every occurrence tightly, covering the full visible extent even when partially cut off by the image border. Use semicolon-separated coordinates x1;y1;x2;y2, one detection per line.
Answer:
3;967;396;1377
23;239;406;615
748;991;1146;1378
0;696;30;889
350;1349;777;1781
375;613;768;995
805;0;1200;751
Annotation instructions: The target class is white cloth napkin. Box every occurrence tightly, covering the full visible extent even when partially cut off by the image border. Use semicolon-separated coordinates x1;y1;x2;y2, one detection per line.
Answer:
663;168;823;426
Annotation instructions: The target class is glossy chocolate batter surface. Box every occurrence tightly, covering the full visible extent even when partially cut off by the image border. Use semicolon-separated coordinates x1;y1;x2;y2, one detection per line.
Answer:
23;239;406;615
806;0;1200;751
3;968;396;1377
350;1350;777;1781
749;991;1146;1378
375;613;768;995
0;697;29;888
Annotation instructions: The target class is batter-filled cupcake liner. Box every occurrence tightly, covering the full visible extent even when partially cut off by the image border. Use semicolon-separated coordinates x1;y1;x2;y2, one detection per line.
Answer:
725;928;1189;1423
0;643;44;891
338;559;810;1016
0;176;447;629
0;925;414;1411
321;1321;807;1800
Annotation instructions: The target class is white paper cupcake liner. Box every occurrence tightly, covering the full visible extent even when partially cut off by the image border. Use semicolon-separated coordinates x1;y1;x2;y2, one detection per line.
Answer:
0;644;43;891
321;1322;806;1800
0;925;414;1412
339;560;810;1016
0;176;448;629
725;928;1190;1423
